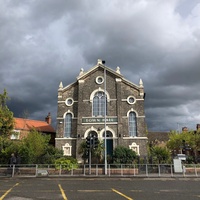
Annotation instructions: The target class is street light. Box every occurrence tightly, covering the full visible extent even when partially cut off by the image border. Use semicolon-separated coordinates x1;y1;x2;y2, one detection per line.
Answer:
102;60;107;175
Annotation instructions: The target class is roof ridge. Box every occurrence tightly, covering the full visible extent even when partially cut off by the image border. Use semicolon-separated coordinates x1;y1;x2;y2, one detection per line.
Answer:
14;117;47;123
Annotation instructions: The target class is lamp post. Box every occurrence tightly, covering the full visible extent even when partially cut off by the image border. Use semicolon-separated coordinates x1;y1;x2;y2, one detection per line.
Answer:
102;60;107;175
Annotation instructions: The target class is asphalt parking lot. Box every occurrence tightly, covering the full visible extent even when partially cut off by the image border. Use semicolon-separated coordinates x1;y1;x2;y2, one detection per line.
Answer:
0;177;200;200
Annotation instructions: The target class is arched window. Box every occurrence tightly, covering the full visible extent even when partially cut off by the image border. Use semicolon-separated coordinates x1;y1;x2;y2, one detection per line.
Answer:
93;91;107;116
103;131;113;138
88;131;98;138
64;113;72;138
129;112;137;137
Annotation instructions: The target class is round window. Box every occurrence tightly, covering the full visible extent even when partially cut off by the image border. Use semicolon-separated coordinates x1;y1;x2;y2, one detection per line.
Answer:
127;96;135;104
96;76;104;84
65;98;74;106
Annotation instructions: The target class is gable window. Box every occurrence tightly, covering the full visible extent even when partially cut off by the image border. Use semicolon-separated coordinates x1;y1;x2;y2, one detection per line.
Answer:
96;76;104;84
65;98;74;106
127;96;136;104
93;91;107;116
64;113;72;138
129;112;137;137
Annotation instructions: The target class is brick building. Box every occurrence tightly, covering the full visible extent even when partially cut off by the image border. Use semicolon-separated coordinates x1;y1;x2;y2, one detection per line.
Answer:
12;113;55;146
56;59;148;163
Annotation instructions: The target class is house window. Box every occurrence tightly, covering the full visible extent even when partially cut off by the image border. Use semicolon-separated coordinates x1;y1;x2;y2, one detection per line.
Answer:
10;130;20;140
129;112;137;137
93;91;107;116
62;143;72;156
64;113;72;138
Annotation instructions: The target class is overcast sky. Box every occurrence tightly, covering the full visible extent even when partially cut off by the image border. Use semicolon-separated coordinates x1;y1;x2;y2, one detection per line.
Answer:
1;0;200;132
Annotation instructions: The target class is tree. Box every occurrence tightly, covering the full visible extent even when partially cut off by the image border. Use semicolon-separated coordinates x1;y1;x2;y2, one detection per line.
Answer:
112;146;137;165
92;140;104;163
0;136;21;164
150;146;171;164
167;130;200;163
167;130;192;153
18;129;51;164
0;89;14;136
39;145;63;164
78;141;89;163
189;131;200;163
0;127;64;164
78;139;103;164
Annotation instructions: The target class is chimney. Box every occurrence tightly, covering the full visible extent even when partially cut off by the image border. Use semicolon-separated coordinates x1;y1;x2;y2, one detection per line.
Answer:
182;127;188;132
45;113;51;124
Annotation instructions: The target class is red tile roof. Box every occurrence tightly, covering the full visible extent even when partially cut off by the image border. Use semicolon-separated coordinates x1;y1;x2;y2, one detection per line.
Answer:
14;118;55;133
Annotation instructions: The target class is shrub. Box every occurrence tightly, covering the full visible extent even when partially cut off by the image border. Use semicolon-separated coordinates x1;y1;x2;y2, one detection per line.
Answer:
150;146;171;164
112;146;137;164
54;157;78;170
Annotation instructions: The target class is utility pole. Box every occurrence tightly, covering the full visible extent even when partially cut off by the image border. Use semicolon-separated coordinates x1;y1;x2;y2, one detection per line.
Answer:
86;136;92;174
102;60;107;175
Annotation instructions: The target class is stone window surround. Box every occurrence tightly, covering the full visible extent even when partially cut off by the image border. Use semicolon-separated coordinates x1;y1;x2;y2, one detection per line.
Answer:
129;142;140;155
90;87;110;103
65;98;74;106
83;126;116;139
95;76;104;84
62;143;72;156
127;96;136;104
63;110;74;138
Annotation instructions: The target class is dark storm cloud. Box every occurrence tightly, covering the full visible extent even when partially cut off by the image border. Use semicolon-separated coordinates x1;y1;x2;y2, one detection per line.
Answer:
1;0;200;131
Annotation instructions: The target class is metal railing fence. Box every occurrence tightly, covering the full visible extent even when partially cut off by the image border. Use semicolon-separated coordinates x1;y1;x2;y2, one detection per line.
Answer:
0;164;199;178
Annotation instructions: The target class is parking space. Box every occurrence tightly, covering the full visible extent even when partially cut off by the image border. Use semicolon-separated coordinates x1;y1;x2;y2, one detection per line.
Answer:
0;177;200;200
0;179;65;200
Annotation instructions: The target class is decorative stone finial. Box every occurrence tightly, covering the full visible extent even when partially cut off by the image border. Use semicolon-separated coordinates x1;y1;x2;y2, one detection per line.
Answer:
116;66;121;74
139;78;144;88
59;82;63;89
97;59;102;65
139;78;144;98
97;59;105;65
79;68;84;76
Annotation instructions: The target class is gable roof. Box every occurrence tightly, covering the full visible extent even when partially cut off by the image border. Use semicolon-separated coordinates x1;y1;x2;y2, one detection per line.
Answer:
60;59;143;92
77;63;124;81
14;118;55;133
148;131;170;143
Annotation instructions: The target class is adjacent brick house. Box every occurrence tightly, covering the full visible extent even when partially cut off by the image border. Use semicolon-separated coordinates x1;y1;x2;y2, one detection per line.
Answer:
12;113;55;146
56;59;148;162
148;131;170;147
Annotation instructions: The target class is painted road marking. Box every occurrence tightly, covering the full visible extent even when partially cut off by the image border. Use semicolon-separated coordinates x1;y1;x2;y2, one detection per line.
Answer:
131;190;142;192
58;184;68;200
0;183;19;200
112;188;133;200
77;190;111;192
